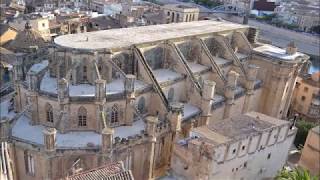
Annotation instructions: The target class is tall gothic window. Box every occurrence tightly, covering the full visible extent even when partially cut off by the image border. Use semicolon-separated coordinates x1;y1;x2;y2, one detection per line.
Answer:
168;88;174;102
46;103;53;123
78;107;87;127
83;66;87;81
24;151;35;175
171;12;175;22
137;97;146;114
111;104;119;125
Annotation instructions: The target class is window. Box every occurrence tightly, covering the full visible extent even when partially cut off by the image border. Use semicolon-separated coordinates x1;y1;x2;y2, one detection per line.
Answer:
295;82;300;88
137;97;146;114
267;153;271;159
167;11;170;16
42;23;46;27
125;151;132;170
168;88;174;102
83;66;87;81
176;13;180;22
304;87;308;92
232;149;236;154
241;145;245;150
78;107;87;127
46;103;53;123
171;12;175;22
24;151;35;175
111;104;119;125
301;96;306;101
244;162;247;168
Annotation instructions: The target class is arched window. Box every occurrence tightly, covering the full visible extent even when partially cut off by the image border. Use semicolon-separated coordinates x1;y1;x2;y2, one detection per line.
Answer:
138;97;146;114
46;103;53;123
176;13;180;22
78;107;87;126
167;11;170;16
83;66;87;81
168;88;174;102
111;104;119;125
171;12;175;22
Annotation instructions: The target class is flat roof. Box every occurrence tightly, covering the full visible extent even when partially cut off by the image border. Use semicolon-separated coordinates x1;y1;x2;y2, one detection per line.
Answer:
54;20;248;51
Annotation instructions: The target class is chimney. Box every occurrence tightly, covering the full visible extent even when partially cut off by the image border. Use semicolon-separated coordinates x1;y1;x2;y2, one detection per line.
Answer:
286;41;297;55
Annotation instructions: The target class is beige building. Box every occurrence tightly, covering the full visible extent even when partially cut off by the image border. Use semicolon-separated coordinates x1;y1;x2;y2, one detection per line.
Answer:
291;72;320;122
299;126;320;176
163;4;199;24
0;20;309;180
171;112;297;180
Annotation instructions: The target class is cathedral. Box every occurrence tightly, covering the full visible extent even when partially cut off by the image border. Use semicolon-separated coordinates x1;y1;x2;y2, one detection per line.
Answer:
0;20;309;180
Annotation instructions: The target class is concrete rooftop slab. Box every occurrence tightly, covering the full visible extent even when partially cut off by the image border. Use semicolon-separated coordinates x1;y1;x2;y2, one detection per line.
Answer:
54;20;248;51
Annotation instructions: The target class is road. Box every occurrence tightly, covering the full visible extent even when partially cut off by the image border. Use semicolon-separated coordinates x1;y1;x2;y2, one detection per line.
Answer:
216;14;320;57
155;0;320;57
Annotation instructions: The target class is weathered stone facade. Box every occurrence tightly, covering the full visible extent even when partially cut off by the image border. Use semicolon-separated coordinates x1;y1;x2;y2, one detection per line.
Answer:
1;20;309;180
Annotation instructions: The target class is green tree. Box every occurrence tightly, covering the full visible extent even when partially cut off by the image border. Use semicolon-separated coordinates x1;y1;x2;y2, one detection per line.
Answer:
294;120;316;148
276;168;318;180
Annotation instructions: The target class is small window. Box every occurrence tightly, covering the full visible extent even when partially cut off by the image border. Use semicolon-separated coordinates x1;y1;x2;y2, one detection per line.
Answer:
242;145;245;150
244;162;247;168
232;168;234;172
111;104;119;126
301;96;306;101
295;82;300;88
267;153;271;159
78;107;87;127
45;103;54;123
42;23;46;27
304;87;308;92
232;149;236;154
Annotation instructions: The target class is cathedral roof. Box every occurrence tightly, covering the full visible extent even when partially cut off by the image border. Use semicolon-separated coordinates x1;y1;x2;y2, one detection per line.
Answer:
5;22;46;52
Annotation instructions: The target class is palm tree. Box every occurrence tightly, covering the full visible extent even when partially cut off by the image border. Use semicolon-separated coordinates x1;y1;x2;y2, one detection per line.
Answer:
276;168;318;180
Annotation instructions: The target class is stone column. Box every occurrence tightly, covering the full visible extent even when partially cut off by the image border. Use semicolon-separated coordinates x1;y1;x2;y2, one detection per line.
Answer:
101;127;114;154
282;66;301;119
125;75;136;125
0;118;10;141
145;116;158;180
58;78;69;103
95;79;106;101
201;80;216;126
43;128;56;152
223;71;239;119
242;64;259;113
264;64;292;118
29;92;39;125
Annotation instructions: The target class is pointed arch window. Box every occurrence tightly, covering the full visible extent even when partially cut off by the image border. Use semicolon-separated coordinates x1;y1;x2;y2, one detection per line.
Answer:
78;107;87;127
83;66;87;81
46;103;54;123
137;97;146;114
111;104;119;125
24;150;35;175
168;88;174;102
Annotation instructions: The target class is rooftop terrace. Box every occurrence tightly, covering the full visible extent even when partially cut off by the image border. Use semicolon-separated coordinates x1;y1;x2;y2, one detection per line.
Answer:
54;20;247;51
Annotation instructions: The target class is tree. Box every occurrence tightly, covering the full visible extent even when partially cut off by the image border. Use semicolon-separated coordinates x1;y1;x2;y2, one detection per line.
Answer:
276;168;318;180
294;120;316;148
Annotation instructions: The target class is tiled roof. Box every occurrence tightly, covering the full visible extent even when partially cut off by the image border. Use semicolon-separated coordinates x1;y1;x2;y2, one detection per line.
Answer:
66;162;134;180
